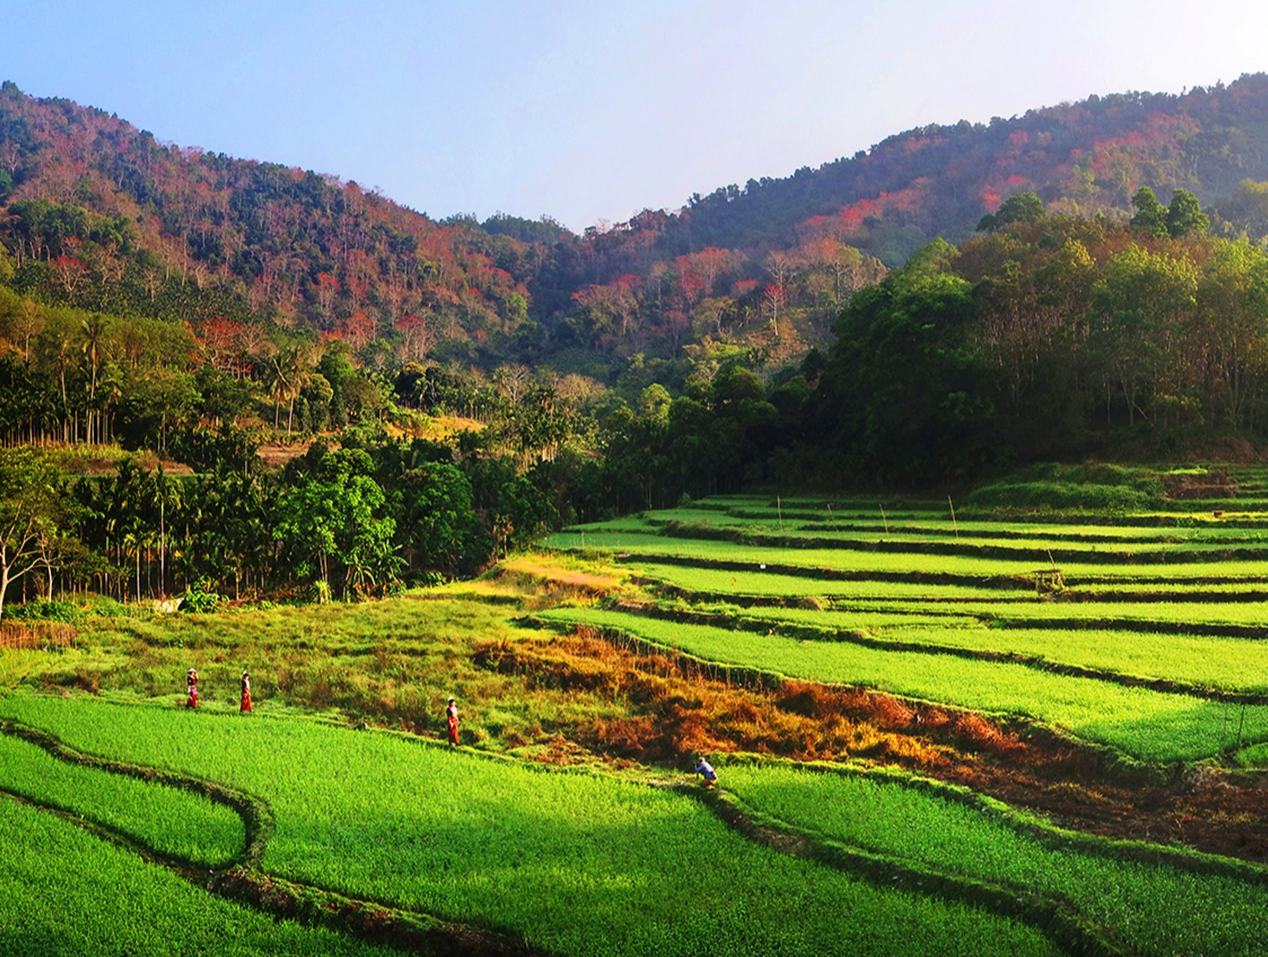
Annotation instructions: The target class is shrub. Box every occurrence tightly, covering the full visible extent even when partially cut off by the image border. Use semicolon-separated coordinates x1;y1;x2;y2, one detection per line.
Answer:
4;599;83;623
967;463;1164;511
181;579;227;614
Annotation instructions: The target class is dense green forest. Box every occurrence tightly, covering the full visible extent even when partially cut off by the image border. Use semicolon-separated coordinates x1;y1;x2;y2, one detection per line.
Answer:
6;190;1268;616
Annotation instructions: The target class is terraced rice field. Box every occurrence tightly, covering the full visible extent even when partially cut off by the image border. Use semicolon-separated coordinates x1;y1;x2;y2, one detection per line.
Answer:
0;697;1059;957
7;464;1268;954
547;465;1268;765
720;761;1268;957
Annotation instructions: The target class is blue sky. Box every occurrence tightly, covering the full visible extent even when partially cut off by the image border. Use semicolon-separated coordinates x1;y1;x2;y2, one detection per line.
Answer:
5;1;1268;230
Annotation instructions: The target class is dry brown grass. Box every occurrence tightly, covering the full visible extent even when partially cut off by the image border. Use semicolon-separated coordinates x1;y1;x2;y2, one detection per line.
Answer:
0;620;77;650
488;555;628;606
257;442;315;468
474;627;957;767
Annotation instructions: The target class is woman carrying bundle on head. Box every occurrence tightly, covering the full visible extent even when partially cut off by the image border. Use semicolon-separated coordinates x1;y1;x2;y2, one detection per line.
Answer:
240;670;253;713
446;697;459;746
186;668;199;709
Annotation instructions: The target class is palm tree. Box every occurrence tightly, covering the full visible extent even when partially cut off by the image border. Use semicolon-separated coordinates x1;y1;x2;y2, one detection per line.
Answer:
268;343;317;437
79;313;109;443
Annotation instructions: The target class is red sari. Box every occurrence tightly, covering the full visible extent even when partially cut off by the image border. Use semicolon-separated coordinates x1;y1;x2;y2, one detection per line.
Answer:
446;703;459;745
186;672;199;709
240;676;253;713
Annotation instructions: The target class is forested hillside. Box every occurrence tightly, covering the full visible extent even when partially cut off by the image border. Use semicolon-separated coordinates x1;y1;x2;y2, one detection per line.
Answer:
11;75;1268;618
651;75;1268;260
7;75;1268;370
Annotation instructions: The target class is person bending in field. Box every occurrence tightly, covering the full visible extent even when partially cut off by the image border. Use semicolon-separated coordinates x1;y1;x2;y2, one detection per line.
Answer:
694;757;718;789
240;670;253;713
186;668;199;709
446;697;460;746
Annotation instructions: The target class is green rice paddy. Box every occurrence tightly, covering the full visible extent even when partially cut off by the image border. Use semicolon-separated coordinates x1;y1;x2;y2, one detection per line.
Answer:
551;478;1268;763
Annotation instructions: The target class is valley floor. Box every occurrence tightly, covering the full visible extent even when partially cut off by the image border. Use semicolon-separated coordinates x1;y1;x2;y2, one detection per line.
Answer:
4;465;1268;955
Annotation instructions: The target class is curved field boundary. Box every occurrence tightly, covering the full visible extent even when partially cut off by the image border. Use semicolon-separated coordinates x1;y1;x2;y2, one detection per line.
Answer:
1053;589;1268;603
697;594;1268;642
0;718;269;868
653;521;1268;565
680;784;1137;957
608;602;1268;707
0;786;219;879
608;552;1044;590
634;578;1049;606
713;754;1268;888
725;508;1268;530
637;578;1268;618
602;550;1268;590
522;615;1164;784
634;579;1268;637
790;521;1268;546
957;511;1268;529
0;720;544;957
653;515;1268;548
990;616;1268;641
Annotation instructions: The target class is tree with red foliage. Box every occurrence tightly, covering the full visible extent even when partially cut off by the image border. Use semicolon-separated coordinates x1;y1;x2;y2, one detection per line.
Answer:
51;255;87;297
573;276;641;346
315;271;340;314
394;313;436;362
198;317;248;375
340;310;377;351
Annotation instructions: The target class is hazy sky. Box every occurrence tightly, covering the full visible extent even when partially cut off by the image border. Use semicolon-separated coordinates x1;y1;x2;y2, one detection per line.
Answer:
5;1;1268;229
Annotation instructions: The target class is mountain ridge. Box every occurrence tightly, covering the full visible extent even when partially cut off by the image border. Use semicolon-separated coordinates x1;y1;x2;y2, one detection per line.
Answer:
4;74;1268;370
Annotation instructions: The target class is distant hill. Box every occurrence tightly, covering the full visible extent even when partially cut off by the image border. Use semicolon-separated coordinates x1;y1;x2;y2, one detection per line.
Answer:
5;75;1268;370
589;74;1268;268
0;81;542;362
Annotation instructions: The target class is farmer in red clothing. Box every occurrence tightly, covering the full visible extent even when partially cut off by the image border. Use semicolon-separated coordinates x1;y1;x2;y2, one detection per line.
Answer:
240;670;253;713
446;697;460;746
186;668;199;709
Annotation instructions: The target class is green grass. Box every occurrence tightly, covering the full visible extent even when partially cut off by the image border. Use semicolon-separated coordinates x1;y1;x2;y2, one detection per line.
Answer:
0;695;1060;957
628;562;1022;599
538;607;1268;761
869;598;1268;628
722;763;1268;957
704;606;980;631
652;523;1268;556
891;596;1268;620
547;530;1268;581
0;796;395;957
784;519;1268;542
0;733;243;866
572;513;1268;552
639;509;1268;549
630;560;1268;599
724;605;1268;694
0;589;643;753
1087;580;1268;594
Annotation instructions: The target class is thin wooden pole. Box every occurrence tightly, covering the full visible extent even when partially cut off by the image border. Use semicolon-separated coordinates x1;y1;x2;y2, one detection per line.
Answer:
947;496;959;540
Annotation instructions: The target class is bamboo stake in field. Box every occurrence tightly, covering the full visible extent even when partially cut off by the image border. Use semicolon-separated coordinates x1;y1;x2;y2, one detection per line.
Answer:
878;504;889;534
947;496;959;540
827;502;843;533
776;495;784;530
